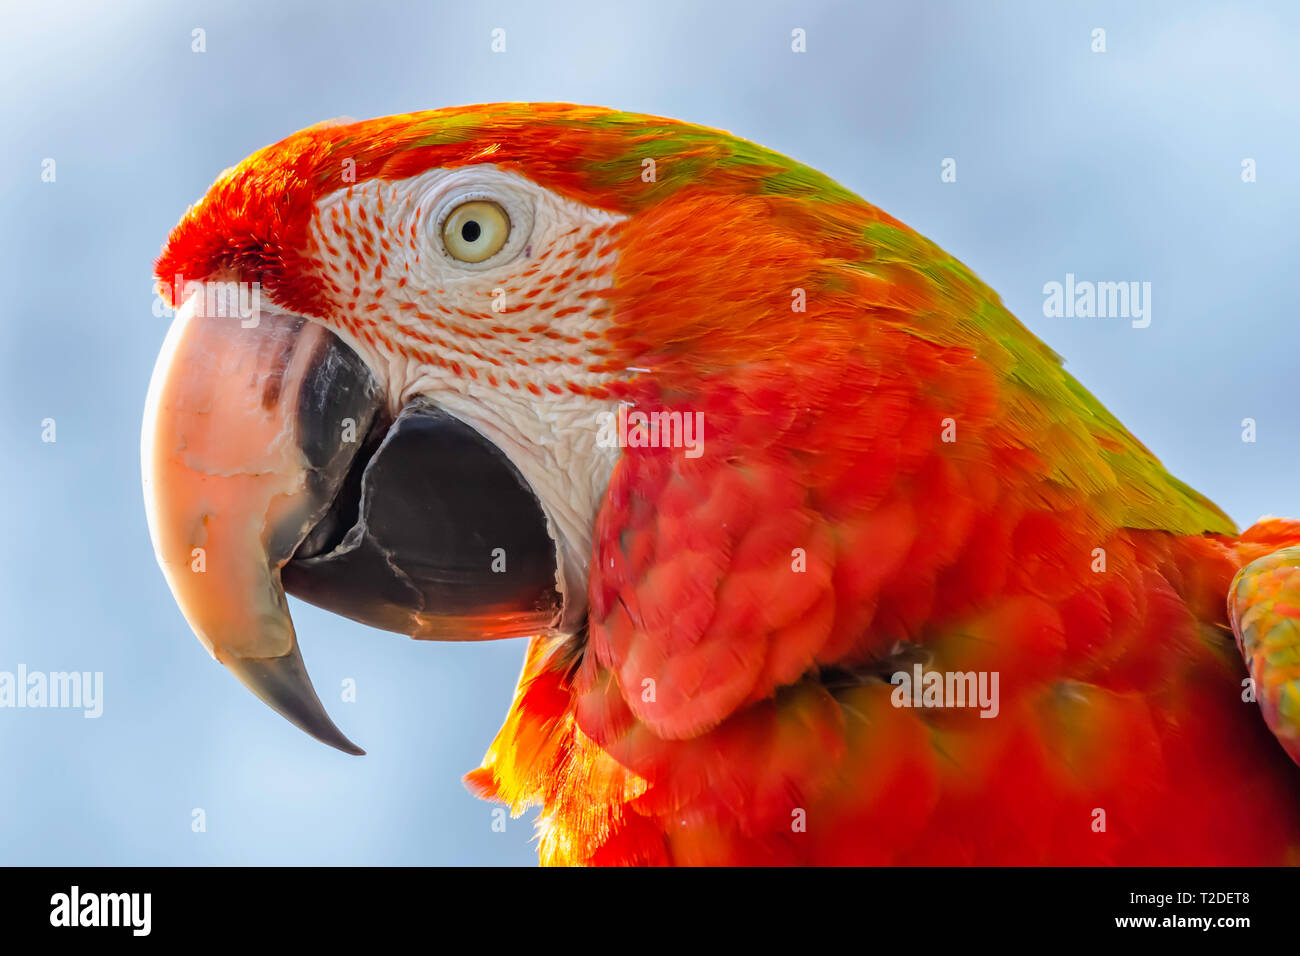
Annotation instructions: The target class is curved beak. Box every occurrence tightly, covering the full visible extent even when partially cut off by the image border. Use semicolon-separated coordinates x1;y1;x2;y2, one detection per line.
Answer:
141;292;381;754
142;290;565;754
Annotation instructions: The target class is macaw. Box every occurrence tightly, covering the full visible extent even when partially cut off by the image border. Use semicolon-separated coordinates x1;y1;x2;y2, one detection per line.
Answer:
142;104;1300;865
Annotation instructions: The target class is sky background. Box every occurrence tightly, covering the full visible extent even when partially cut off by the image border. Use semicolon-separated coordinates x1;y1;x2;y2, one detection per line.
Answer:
1;0;1298;865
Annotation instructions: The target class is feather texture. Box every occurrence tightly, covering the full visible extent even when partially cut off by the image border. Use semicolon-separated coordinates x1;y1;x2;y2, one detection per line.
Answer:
157;104;1300;864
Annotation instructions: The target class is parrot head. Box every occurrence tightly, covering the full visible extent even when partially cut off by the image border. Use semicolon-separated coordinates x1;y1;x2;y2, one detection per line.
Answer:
143;104;873;753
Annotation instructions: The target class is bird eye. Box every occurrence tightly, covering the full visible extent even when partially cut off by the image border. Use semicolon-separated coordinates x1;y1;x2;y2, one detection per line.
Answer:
441;200;510;263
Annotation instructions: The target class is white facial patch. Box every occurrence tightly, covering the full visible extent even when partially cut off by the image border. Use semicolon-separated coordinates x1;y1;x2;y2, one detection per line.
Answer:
302;165;630;631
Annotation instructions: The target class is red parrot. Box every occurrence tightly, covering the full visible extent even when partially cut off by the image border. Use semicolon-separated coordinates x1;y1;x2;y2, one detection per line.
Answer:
141;104;1300;865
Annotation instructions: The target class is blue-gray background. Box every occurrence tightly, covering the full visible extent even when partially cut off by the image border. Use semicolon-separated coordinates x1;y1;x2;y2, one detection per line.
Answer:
1;0;1296;864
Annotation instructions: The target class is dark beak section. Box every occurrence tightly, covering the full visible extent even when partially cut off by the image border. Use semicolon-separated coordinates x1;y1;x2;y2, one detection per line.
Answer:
284;400;562;641
143;296;562;754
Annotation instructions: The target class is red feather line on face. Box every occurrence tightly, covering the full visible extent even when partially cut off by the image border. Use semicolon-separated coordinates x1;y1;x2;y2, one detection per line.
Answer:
307;173;624;401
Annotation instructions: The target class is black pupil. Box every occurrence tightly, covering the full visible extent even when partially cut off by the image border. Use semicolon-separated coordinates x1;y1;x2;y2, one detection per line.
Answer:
461;220;481;243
